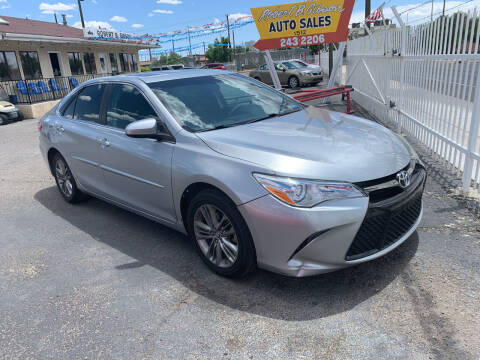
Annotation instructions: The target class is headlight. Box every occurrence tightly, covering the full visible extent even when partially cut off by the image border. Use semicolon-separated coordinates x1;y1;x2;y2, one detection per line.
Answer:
253;173;366;207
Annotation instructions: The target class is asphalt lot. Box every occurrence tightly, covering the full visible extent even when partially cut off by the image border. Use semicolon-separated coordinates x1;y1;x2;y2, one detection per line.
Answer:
1;115;479;359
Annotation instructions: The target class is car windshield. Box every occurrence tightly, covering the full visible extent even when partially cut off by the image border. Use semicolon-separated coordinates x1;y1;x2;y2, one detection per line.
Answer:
149;74;304;132
282;61;304;69
291;60;309;68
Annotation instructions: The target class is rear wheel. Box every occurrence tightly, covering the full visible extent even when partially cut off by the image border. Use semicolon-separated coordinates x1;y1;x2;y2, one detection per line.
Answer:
0;114;7;125
52;153;87;203
187;189;256;277
288;76;300;89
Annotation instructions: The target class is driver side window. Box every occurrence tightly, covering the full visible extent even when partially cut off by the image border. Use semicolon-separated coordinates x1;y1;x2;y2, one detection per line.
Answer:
106;84;158;129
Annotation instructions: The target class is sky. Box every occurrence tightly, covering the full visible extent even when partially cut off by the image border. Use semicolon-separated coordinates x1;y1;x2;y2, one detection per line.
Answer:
1;0;479;55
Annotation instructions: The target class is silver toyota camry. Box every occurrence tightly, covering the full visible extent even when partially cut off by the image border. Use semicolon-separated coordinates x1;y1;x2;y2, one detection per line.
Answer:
39;70;426;277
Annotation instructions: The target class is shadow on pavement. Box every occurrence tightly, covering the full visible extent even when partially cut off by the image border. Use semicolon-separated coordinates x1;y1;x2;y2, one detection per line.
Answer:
35;186;418;321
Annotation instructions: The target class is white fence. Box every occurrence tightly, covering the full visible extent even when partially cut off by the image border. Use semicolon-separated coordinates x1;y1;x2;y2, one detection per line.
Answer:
345;9;480;193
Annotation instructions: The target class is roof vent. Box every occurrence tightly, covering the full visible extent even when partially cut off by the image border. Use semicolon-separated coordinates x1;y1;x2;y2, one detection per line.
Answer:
61;13;67;26
0;17;9;25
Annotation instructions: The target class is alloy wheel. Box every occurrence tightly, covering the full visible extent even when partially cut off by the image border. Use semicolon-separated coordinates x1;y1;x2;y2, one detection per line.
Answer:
289;77;299;88
55;158;73;197
193;204;239;268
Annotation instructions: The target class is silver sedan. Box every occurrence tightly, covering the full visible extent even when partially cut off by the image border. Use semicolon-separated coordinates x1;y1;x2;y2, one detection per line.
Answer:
39;70;425;277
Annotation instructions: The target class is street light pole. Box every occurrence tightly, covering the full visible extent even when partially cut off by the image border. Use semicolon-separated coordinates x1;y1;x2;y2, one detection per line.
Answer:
77;0;85;28
365;0;371;28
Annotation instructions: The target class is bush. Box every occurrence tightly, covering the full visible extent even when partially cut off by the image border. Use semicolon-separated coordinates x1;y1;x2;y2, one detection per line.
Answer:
141;66;151;72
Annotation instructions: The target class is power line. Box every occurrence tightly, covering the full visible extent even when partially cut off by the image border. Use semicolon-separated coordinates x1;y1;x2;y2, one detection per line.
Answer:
407;0;474;25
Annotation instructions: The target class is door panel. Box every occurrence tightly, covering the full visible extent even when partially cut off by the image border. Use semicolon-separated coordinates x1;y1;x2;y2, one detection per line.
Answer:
97;83;176;222
52;84;106;194
59;119;106;194
98;128;175;222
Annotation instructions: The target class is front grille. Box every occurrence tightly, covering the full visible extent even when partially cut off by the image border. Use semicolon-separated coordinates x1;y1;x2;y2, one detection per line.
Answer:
346;168;425;261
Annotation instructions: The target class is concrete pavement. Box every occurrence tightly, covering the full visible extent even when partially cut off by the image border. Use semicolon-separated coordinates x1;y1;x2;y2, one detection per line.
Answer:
0;118;479;359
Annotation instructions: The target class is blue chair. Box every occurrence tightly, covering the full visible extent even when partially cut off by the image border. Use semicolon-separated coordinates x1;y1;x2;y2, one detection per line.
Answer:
37;81;51;93
69;77;79;88
16;81;28;95
27;82;42;95
49;78;67;92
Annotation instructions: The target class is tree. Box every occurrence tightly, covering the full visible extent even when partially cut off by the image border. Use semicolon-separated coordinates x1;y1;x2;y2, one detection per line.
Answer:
167;52;182;65
206;37;232;63
150;52;183;67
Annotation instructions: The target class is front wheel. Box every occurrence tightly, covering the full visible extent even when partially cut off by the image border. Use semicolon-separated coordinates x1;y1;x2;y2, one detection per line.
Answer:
288;76;300;89
187;189;256;277
0;114;7;125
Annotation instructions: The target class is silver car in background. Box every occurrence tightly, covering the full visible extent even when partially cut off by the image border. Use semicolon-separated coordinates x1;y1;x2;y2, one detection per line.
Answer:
39;70;426;277
249;60;323;88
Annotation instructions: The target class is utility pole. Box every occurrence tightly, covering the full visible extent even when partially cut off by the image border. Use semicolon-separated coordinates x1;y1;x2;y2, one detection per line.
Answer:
225;14;232;62
172;37;175;52
187;27;192;55
203;41;206;54
232;27;236;56
365;0;371;28
77;0;85;28
225;14;232;48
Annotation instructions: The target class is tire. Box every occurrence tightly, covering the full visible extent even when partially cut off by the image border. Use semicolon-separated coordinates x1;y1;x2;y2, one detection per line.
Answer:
254;77;261;82
288;76;300;89
17;112;24;121
187;189;256;277
52;153;87;203
0;114;7;125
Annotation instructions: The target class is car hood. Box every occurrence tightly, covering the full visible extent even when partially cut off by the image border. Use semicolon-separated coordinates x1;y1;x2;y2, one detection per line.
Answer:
0;101;15;111
196;107;411;182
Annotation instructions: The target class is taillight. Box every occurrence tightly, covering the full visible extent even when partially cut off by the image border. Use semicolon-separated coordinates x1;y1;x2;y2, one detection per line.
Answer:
38;121;42;131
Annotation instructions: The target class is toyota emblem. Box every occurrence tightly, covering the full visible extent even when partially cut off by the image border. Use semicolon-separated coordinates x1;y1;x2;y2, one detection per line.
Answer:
396;170;411;188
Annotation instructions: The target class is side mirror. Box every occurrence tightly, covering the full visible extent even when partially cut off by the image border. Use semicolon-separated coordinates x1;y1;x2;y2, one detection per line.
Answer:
125;118;175;143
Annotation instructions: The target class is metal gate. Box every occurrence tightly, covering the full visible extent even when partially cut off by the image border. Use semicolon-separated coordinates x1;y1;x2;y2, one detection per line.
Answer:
345;9;480;193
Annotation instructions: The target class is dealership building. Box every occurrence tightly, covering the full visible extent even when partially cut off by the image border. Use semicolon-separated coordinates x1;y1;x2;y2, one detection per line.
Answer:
0;15;157;118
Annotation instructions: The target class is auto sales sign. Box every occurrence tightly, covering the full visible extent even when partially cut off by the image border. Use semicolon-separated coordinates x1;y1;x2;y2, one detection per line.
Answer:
251;0;355;50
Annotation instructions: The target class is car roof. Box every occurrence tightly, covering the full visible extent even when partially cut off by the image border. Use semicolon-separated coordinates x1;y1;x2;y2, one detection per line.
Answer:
92;69;233;84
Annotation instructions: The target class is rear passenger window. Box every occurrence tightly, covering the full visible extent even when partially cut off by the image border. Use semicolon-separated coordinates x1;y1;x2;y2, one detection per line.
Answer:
73;84;105;123
106;84;158;129
62;97;76;119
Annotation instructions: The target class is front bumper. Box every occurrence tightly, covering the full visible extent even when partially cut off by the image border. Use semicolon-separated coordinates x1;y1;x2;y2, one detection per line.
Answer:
239;169;426;277
1;109;21;120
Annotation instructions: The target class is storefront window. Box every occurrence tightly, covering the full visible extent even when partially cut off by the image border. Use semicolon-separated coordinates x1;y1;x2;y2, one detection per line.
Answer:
109;53;119;74
131;54;138;72
83;53;97;74
119;53;138;73
0;51;21;81
19;51;42;80
119;53;129;73
68;52;83;75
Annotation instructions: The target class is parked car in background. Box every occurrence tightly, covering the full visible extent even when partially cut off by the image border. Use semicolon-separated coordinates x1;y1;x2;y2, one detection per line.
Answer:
202;63;227;70
39;70;425;278
249;60;323;88
0;86;23;125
